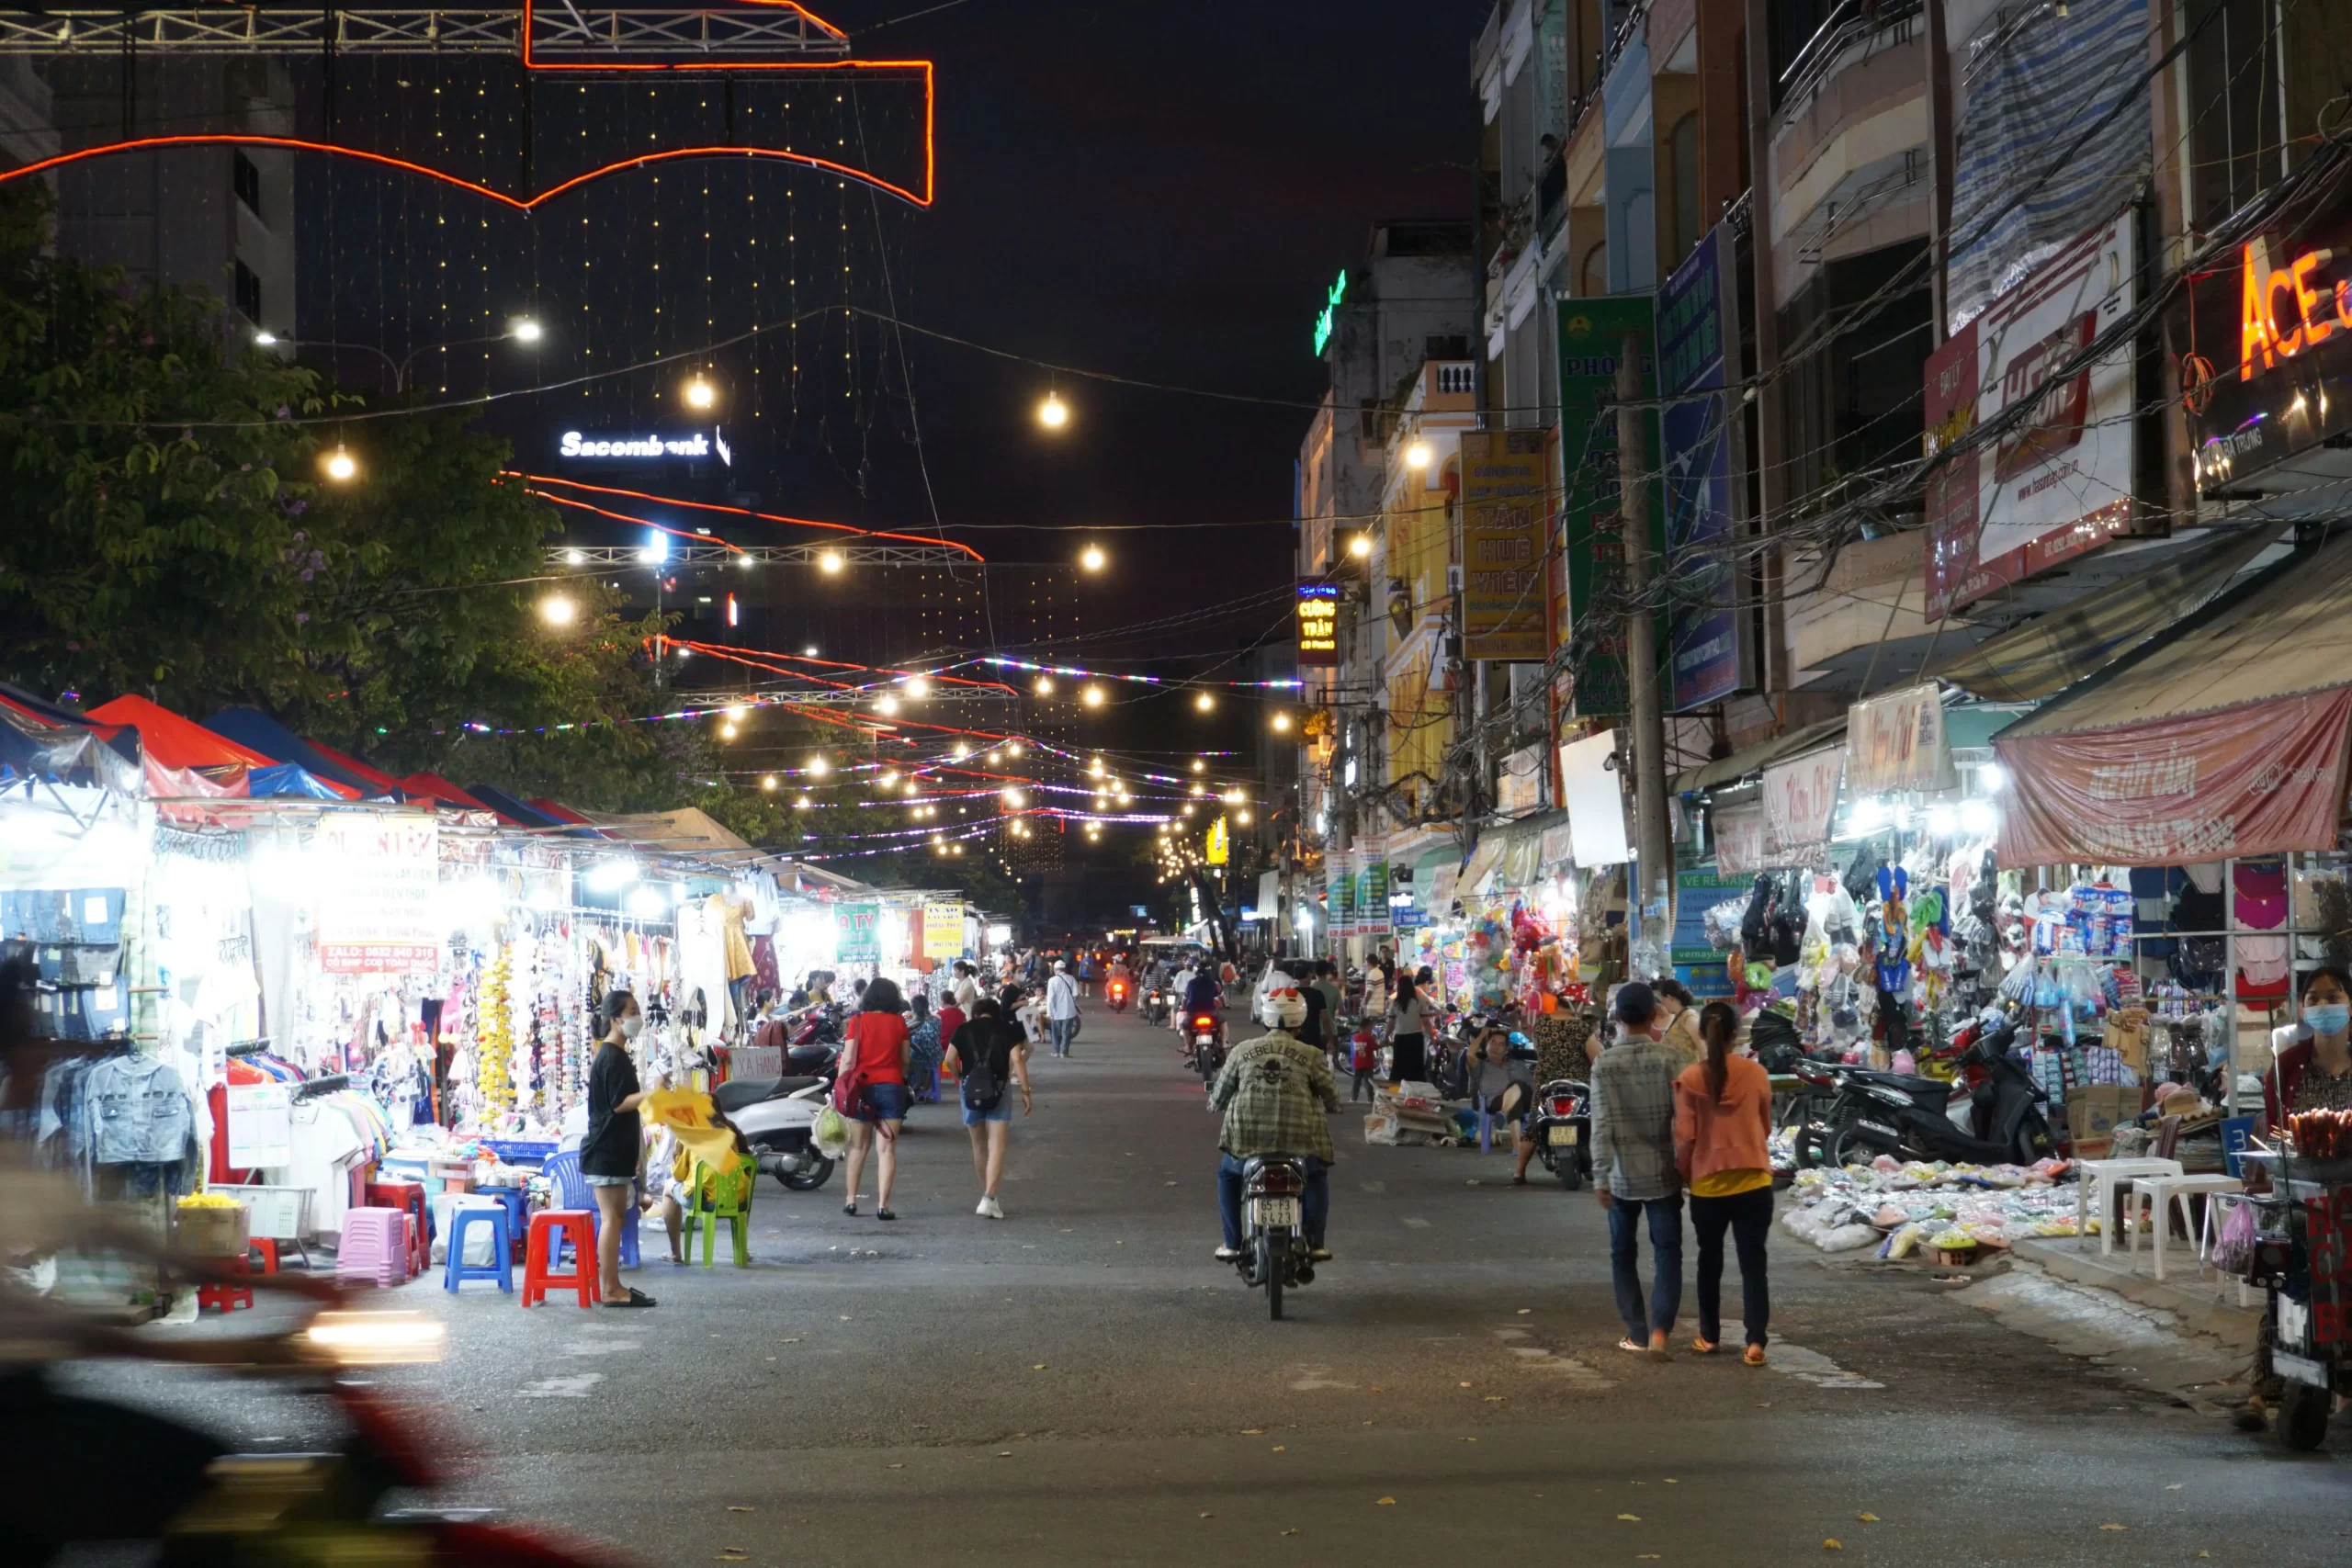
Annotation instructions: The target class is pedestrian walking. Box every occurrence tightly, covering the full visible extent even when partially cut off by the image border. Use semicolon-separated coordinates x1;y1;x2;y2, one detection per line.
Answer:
907;993;944;1101
1347;1027;1378;1101
952;961;981;1015
944;998;1033;1219
582;989;656;1308
1046;961;1081;1057
835;976;911;1221
1655;977;1703;1067
1589;981;1683;1359
1387;967;1432;1085
1675;1000;1773;1363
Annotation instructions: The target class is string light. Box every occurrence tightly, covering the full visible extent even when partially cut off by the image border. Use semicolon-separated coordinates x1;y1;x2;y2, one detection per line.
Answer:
1037;390;1069;429
538;594;575;626
322;446;358;482
1080;544;1105;571
1193;692;1215;712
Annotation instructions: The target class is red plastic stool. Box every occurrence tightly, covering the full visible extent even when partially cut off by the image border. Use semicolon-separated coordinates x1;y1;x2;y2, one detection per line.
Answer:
366;1180;431;1274
522;1210;597;1307
196;1255;254;1313
247;1238;280;1274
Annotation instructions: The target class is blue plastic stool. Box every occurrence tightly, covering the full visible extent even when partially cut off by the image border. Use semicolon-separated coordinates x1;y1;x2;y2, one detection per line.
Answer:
473;1185;528;1259
442;1203;514;1293
541;1152;639;1269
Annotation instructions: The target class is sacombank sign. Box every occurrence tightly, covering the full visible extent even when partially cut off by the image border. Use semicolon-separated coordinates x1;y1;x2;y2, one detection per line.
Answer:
559;427;731;466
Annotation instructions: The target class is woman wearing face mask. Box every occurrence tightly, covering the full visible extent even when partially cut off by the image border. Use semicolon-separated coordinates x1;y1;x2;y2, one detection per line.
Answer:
2267;965;2352;1122
582;990;656;1308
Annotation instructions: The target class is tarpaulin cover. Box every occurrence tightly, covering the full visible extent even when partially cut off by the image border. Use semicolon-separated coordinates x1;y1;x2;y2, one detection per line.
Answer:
399;773;492;812
0;702;141;791
203;708;377;798
247;762;352;800
1994;535;2352;863
465;784;561;829
300;738;407;796
85;694;275;771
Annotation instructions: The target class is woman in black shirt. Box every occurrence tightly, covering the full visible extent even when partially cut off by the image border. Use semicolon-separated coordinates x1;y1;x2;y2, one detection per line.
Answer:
582;990;655;1308
943;998;1032;1220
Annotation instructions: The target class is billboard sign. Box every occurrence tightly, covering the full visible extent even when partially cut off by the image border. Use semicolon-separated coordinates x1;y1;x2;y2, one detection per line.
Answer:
1657;222;1747;709
2179;207;2352;493
1556;298;1664;716
1295;581;1339;667
1925;209;2137;618
1458;430;1550;661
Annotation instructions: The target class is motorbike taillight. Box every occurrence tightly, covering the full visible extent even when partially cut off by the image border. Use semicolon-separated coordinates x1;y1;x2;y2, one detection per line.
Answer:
1547;1097;1578;1117
1193;1017;1214;1029
1254;1167;1304;1196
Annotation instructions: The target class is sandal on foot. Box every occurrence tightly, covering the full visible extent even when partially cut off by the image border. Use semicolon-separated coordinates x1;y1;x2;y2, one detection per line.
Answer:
876;1208;897;1222
1743;1345;1768;1366
605;1288;658;1309
1690;1338;1720;1355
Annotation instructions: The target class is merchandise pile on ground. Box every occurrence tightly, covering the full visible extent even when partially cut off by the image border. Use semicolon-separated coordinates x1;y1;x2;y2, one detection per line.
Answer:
1781;1155;2081;1255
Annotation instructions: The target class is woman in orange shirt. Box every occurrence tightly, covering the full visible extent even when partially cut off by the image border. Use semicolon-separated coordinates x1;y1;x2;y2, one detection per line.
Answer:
837;976;912;1221
1673;1000;1774;1364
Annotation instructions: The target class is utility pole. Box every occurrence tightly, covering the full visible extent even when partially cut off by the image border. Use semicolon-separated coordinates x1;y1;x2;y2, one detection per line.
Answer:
1617;332;1673;917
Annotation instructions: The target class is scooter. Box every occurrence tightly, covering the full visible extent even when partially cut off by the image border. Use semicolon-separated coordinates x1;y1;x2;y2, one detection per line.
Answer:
1232;1153;1317;1319
718;1072;838;1190
1108;976;1130;1013
1188;1011;1227;1083
1143;986;1171;1026
1817;1014;2055;1167
1526;1077;1590;1190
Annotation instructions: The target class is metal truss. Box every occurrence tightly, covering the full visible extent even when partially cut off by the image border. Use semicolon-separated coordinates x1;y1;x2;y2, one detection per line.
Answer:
0;8;850;58
548;544;977;569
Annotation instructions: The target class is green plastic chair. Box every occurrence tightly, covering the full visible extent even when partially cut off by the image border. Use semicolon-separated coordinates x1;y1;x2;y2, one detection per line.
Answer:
690;1158;753;1268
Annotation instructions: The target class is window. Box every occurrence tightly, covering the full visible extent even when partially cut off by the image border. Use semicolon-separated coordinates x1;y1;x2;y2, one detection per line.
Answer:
1668;113;1702;264
232;258;262;324
232;151;261;220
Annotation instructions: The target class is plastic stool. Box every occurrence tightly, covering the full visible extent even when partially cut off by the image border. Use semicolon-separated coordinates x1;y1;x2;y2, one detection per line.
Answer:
523;1210;598;1307
691;1162;752;1269
337;1207;411;1289
196;1255;254;1313
473;1186;529;1261
442;1204;514;1293
366;1179;432;1272
247;1238;280;1274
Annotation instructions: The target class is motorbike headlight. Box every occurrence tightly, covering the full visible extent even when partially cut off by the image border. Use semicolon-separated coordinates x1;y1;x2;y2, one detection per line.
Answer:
303;1311;447;1365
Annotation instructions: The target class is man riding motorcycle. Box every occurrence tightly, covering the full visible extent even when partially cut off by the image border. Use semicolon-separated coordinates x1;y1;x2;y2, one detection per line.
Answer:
1208;987;1339;1264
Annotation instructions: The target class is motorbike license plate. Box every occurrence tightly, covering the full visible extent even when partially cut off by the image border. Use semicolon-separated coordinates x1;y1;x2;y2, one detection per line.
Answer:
1251;1198;1301;1228
1548;1125;1578;1146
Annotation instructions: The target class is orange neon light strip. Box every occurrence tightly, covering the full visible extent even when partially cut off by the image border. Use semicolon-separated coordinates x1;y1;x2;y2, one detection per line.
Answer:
673;638;1017;694
514;472;983;559
0;119;930;209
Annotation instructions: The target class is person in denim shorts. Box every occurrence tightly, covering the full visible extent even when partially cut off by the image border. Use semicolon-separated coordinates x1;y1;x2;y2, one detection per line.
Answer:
838;976;912;1221
944;998;1032;1219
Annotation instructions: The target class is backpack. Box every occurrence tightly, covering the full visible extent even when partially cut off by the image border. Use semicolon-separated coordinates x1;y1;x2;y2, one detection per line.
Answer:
960;1025;1007;1111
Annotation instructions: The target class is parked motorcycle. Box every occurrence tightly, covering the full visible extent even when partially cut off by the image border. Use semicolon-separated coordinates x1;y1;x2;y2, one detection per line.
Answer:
1231;1153;1317;1319
1811;1013;2054;1167
1526;1077;1591;1190
718;1073;838;1190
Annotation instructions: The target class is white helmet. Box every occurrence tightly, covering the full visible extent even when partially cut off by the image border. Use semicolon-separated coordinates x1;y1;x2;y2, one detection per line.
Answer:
1257;987;1307;1031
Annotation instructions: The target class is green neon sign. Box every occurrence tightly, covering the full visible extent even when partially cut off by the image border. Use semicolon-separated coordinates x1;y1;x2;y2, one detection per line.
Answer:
1312;269;1348;355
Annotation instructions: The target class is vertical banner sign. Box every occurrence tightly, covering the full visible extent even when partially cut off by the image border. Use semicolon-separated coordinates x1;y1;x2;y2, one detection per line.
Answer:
1557;297;1664;716
1926;209;2138;617
1761;746;1845;861
1205;816;1230;866
1846;685;1959;795
313;813;439;974
1657;222;1747;709
1712;804;1768;875
1329;851;1358;938
1356;839;1391;936
922;902;964;961
834;903;881;964
1459;430;1551;660
1295;581;1340;667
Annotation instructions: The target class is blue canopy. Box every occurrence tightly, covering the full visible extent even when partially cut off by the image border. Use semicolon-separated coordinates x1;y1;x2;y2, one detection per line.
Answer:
247;762;350;800
205;707;392;799
464;784;566;830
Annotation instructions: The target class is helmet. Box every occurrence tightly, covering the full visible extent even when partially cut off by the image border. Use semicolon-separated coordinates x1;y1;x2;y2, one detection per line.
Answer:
1257;987;1307;1031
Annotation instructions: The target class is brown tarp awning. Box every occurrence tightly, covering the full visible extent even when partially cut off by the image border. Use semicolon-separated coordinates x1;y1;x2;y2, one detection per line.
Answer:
1670;714;1848;794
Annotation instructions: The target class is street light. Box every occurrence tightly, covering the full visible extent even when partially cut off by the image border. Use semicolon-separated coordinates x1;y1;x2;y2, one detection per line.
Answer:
819;550;845;574
1405;438;1432;469
1037;391;1069;430
1349;533;1374;559
538;593;576;626
1080;544;1106;571
1193;692;1216;712
684;375;718;411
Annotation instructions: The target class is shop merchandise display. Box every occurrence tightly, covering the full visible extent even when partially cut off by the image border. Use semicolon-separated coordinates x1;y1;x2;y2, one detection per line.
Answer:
1779;1156;2081;1253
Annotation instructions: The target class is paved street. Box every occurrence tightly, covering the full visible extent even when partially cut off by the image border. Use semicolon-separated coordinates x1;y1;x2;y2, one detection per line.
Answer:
85;998;2349;1566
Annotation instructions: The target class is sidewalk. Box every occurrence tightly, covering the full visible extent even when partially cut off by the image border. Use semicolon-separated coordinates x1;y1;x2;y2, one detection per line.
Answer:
2008;1235;2260;1356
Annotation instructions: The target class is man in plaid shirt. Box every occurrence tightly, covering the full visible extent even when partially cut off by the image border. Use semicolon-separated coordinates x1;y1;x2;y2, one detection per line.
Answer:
1589;981;1684;1358
1210;987;1340;1262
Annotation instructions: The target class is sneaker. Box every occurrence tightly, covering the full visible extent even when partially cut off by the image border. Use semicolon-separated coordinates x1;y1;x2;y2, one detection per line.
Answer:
1308;1246;1332;1262
977;1195;1004;1220
1214;1246;1241;1262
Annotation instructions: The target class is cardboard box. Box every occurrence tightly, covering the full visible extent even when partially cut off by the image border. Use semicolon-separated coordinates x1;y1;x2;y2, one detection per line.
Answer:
2066;1085;2140;1154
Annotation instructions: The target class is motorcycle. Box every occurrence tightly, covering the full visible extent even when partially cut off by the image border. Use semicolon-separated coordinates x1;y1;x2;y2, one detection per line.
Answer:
1143;986;1171;1025
1813;1013;2055;1168
1188;1012;1227;1083
1232;1153;1317;1319
718;1072;838;1190
5;1261;626;1566
1108;976;1130;1013
1526;1077;1590;1190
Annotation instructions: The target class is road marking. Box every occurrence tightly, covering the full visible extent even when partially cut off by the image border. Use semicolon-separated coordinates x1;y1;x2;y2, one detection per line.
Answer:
1506;1345;1613;1387
519;1373;604;1398
1401;1217;1430;1229
1766;1344;1883;1389
562;1338;642;1358
1289;1363;1358;1391
1361;1181;1386;1193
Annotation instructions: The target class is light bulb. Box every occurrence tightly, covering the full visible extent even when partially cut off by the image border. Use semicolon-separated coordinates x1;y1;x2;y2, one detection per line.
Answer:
510;318;543;344
684;376;717;410
1194;692;1216;712
1192;759;1205;773
795;795;811;808
1272;713;1292;732
538;594;576;626
1034;675;1054;696
819;550;845;574
876;695;900;716
807;756;830;776
1083;685;1105;707
322;446;357;482
1007;743;1023;757
1405;439;1432;469
803;645;820;658
254;330;278;346
1080;544;1105;571
762;775;778;791
1038;391;1069;430
1977;761;2008;794
719;723;738;740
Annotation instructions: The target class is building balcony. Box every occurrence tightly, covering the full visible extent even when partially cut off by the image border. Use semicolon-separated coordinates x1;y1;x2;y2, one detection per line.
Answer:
1768;0;1928;277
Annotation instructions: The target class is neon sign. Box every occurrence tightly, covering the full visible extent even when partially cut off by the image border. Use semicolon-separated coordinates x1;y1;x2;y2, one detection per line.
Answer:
2240;236;2350;379
1295;581;1339;667
1312;269;1348;356
560;428;730;465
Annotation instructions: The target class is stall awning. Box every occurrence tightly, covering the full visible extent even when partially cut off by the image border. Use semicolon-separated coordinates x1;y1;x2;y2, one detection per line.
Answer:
301;739;407;797
582;807;758;863
1993;535;2352;865
465;784;562;829
203;708;379;799
399;773;492;812
1670;715;1848;794
1931;522;2290;701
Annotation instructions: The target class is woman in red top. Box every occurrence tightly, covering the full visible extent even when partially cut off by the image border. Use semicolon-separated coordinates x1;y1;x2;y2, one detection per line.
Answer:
837;976;912;1220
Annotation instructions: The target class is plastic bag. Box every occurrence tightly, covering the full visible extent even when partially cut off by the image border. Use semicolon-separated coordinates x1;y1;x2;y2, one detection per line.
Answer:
2211;1196;2257;1275
812;1103;852;1159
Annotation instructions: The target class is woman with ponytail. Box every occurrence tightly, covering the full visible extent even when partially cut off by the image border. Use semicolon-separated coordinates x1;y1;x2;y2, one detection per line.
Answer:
1672;1000;1772;1362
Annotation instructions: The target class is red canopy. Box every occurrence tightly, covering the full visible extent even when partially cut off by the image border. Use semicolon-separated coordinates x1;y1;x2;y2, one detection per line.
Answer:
303;738;407;796
529;798;598;827
85;694;269;770
399;772;493;812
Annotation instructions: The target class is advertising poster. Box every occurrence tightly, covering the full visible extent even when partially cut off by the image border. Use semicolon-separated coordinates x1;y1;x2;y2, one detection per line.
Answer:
1762;746;1845;860
834;903;880;964
1556;297;1664;716
313;813;439;975
1295;581;1340;667
1657;222;1747;709
1846;684;1959;795
922;902;964;962
1356;849;1391;938
1458;430;1551;661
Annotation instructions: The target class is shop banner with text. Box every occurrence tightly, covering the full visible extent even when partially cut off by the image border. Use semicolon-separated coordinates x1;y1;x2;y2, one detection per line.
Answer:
835;903;880;964
922;902;965;961
1356;851;1391;937
1994;686;2352;865
1557;298;1664;716
314;813;439;974
1459;429;1551;661
1762;746;1845;860
1713;804;1767;876
1846;685;1958;795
